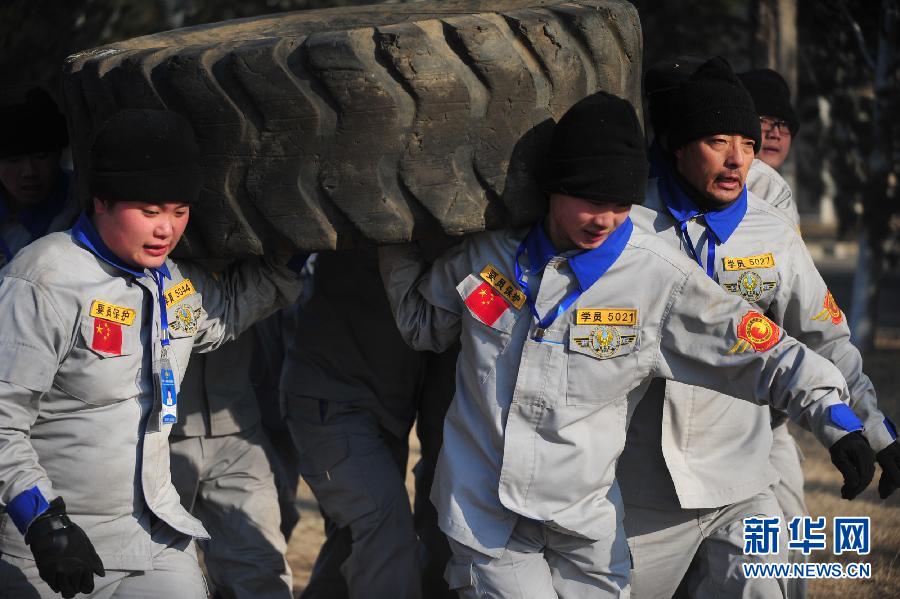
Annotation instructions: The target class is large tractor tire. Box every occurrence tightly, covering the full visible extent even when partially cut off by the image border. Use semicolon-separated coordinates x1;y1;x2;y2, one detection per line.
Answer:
63;0;642;257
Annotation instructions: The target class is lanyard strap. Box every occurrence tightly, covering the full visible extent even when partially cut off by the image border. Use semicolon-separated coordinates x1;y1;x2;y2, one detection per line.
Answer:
514;241;583;330
151;270;170;348
678;220;717;279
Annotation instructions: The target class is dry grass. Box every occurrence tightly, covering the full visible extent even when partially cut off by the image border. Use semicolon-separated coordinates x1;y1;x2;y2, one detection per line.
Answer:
284;350;900;597
790;349;900;597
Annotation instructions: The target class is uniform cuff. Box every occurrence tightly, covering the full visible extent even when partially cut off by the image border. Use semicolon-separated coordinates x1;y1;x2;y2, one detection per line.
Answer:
864;417;898;453
830;404;864;432
7;486;50;535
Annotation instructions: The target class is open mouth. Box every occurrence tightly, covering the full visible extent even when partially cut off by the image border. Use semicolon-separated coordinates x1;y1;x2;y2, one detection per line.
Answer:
143;244;169;257
714;174;742;191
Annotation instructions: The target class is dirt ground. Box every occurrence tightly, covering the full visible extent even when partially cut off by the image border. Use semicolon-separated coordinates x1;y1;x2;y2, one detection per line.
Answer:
283;348;900;597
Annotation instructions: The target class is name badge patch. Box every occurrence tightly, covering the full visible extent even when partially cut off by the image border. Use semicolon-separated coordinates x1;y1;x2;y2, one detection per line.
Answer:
722;253;776;271
164;279;196;309
479;264;525;310
575;308;637;326
89;300;136;326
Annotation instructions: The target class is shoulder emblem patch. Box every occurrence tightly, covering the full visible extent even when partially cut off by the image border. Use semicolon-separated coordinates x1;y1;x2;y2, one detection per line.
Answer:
728;310;781;354
812;290;843;325
479;264;525;310
164;279;196;309
89;300;136;326
576;308;637;326
573;325;637;359
722;253;776;271
722;271;777;303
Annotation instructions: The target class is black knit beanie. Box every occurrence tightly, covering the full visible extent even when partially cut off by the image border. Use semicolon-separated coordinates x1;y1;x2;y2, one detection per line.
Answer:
667;57;762;153
543;91;648;205
90;109;202;205
643;55;704;138
738;68;799;135
0;88;69;159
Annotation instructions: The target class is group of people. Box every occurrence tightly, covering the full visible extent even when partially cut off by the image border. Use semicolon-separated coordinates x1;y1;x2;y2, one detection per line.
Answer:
0;53;897;599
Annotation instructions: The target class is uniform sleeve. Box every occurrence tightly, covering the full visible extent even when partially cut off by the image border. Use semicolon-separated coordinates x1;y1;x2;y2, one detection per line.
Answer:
182;255;303;354
654;269;853;450
748;160;800;227
769;234;894;451
0;277;69;525
377;242;469;353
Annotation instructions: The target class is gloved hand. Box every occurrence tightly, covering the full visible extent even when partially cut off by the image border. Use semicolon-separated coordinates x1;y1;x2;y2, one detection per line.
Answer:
876;441;900;499
829;431;876;500
24;497;105;598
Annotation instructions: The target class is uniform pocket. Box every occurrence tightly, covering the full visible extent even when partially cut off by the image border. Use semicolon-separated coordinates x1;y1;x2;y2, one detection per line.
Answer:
444;555;476;591
54;317;141;405
566;324;640;406
456;273;520;384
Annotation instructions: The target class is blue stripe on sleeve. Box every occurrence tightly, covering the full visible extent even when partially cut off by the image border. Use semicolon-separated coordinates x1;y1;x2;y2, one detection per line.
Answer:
7;486;50;535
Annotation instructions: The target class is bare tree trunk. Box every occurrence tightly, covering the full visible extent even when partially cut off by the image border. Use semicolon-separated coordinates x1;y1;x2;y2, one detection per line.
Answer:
847;0;898;352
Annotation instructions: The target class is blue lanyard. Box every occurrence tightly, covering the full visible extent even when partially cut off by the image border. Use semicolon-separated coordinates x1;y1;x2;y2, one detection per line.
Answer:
678;220;717;279
151;270;171;350
514;242;583;330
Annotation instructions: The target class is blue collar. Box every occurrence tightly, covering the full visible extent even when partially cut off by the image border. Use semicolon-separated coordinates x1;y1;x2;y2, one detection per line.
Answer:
655;153;747;245
523;216;633;291
72;212;170;280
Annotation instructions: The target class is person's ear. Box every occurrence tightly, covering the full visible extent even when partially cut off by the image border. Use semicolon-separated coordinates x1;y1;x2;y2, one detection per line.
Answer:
92;196;108;215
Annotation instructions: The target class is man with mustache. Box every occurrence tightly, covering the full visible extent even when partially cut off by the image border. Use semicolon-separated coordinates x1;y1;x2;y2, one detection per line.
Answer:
620;56;899;598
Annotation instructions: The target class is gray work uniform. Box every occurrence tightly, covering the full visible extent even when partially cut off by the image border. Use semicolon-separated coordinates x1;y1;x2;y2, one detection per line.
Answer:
747;158;800;226
378;219;854;599
281;249;426;599
169;332;293;599
0;223;300;597
746;161;811;599
619;174;890;598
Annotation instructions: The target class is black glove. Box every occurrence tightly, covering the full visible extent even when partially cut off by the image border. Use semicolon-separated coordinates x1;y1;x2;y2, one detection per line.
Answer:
24;497;105;598
829;431;876;500
876;441;900;499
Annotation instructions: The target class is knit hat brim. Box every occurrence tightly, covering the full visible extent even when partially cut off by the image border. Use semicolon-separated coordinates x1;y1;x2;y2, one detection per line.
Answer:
544;155;648;205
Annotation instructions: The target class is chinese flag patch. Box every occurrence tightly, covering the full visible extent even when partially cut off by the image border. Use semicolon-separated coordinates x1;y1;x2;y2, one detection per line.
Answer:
729;310;781;354
92;317;123;355
464;281;509;326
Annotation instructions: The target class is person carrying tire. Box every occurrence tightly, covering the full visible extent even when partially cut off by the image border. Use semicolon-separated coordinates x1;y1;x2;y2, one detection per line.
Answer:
0;108;302;599
0;87;80;269
376;90;876;599
280;248;452;599
620;56;899;599
169;330;294;599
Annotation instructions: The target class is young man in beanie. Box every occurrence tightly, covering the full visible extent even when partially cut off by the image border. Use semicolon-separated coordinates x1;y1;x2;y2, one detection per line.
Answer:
621;56;899;598
739;67;802;225
0;108;302;598
0;87;79;268
377;90;873;598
